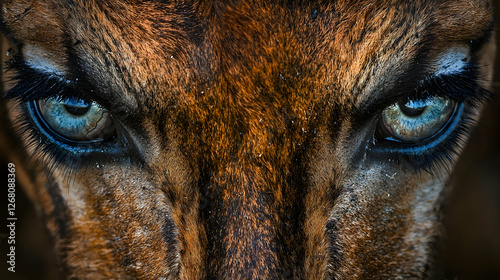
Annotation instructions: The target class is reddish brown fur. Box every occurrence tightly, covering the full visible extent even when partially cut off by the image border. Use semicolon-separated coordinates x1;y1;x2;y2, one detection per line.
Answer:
0;0;496;279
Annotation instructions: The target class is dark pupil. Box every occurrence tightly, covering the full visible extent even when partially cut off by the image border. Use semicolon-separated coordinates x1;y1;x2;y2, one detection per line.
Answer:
64;101;91;116
398;99;426;117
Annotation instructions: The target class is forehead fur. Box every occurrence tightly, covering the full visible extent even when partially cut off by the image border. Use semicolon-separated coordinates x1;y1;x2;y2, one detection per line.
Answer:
2;0;493;96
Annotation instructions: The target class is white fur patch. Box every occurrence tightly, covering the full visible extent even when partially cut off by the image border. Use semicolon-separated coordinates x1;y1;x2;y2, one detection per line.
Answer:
434;45;470;76
404;179;444;269
23;44;66;77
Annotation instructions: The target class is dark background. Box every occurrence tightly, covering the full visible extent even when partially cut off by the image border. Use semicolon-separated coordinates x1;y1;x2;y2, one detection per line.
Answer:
0;3;500;280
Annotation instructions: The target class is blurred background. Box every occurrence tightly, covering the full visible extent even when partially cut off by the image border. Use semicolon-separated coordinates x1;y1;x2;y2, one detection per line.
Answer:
0;2;500;280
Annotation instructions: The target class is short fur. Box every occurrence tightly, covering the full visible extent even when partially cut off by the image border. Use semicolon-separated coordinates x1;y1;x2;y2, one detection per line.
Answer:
0;0;496;279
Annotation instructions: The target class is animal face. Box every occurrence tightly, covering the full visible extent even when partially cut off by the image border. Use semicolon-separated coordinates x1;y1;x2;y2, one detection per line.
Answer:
0;0;496;279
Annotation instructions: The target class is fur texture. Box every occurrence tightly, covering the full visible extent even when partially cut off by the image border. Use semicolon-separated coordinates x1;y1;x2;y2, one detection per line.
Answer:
0;0;496;279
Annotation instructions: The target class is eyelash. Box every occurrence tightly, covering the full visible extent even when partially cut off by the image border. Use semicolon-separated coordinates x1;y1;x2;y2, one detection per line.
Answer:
4;63;126;179
4;60;90;103
374;106;473;174
12;100;130;182
370;67;491;175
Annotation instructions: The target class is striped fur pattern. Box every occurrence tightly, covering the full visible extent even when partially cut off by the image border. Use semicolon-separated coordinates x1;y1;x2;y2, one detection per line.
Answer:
0;0;496;279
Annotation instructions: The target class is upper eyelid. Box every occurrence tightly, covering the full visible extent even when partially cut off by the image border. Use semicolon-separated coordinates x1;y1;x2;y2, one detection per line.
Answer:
418;68;491;105
351;68;487;127
4;62;137;119
354;31;493;117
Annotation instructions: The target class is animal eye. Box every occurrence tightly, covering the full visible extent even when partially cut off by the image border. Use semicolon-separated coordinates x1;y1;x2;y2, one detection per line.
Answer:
377;96;458;143
33;97;115;143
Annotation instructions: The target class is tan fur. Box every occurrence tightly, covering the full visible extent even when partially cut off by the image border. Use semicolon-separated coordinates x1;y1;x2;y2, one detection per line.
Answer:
0;0;496;279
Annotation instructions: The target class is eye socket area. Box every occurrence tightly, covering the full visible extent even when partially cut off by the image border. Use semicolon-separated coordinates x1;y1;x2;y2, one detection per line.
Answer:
376;96;460;144
32;97;116;143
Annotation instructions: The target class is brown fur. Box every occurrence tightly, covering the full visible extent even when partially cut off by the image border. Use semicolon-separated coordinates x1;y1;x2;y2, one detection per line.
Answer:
0;0;496;279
